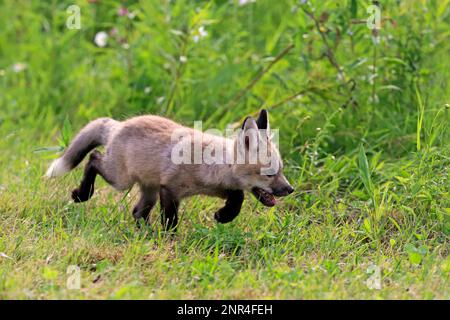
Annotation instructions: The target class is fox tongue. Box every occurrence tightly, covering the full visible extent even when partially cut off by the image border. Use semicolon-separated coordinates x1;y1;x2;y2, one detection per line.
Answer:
252;188;276;207
263;193;276;206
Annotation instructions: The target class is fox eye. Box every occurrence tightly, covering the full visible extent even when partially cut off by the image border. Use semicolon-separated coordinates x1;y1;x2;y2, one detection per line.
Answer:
266;174;276;178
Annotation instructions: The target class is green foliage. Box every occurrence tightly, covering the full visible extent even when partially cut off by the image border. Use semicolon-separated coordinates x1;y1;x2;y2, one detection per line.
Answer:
59;117;73;148
0;0;448;299
358;144;374;205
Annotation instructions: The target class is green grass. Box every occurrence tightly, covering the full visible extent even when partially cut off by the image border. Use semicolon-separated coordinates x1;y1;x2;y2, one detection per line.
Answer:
0;0;449;299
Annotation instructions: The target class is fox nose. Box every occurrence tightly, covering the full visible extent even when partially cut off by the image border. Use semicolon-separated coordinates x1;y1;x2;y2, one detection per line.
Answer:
273;185;294;197
286;185;294;194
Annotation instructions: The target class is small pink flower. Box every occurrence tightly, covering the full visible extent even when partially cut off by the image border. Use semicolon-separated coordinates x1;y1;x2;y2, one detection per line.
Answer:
118;7;128;17
110;27;119;37
12;63;27;73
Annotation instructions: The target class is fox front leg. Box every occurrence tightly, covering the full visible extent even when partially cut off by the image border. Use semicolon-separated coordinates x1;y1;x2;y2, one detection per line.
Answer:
159;187;180;231
133;185;158;226
214;190;244;224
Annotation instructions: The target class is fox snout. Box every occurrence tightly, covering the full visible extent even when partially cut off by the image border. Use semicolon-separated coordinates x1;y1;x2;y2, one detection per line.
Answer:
270;174;294;197
272;184;294;197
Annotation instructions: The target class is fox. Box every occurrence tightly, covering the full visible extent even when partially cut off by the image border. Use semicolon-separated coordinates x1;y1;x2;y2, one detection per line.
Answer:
45;109;294;230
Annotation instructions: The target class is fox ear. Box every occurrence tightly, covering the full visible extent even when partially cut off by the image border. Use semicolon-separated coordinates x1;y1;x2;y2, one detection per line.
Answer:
256;109;270;132
241;116;258;131
240;116;260;150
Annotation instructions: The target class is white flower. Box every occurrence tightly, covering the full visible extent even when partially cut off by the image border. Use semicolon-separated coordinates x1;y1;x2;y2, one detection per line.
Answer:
122;43;130;50
193;26;208;42
156;96;165;104
0;252;12;260
199;26;207;37
0;69;5;76
12;63;27;73
144;86;152;94
239;0;256;6
372;35;380;45
179;55;187;63
94;31;108;47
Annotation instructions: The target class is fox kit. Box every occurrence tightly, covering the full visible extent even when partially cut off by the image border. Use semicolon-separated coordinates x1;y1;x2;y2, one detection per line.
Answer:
46;109;294;230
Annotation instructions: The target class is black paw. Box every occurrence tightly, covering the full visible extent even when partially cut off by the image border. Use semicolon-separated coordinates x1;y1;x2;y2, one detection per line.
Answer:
161;218;178;232
214;208;237;224
132;206;142;219
135;217;150;229
71;187;94;203
133;208;151;227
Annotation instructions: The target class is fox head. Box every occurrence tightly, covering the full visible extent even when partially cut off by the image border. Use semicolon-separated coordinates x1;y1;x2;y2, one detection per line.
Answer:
232;109;294;206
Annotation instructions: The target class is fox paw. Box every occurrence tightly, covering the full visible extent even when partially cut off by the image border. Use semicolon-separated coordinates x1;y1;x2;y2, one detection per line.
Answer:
71;187;94;203
214;208;238;224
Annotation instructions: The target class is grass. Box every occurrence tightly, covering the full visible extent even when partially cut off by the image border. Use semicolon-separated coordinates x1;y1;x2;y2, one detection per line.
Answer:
0;0;449;299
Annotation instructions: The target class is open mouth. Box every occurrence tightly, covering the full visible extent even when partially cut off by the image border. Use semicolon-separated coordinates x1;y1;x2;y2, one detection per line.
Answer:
251;187;276;207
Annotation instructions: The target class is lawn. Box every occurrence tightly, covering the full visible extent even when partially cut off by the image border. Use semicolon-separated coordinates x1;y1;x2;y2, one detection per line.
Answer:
0;0;449;299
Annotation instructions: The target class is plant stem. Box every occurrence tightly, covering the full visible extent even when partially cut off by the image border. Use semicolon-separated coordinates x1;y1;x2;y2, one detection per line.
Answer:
227;43;295;110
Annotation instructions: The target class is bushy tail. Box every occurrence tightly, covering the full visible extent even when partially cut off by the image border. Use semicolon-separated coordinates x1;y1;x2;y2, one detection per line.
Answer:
46;117;117;178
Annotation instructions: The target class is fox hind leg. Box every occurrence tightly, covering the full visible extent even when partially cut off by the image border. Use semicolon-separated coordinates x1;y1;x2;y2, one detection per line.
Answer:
71;150;116;202
71;151;102;202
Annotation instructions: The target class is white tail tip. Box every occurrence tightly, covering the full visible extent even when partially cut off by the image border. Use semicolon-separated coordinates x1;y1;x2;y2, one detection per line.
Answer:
46;158;70;178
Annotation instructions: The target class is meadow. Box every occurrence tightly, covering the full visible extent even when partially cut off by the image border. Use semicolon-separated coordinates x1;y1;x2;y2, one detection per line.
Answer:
0;0;449;299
